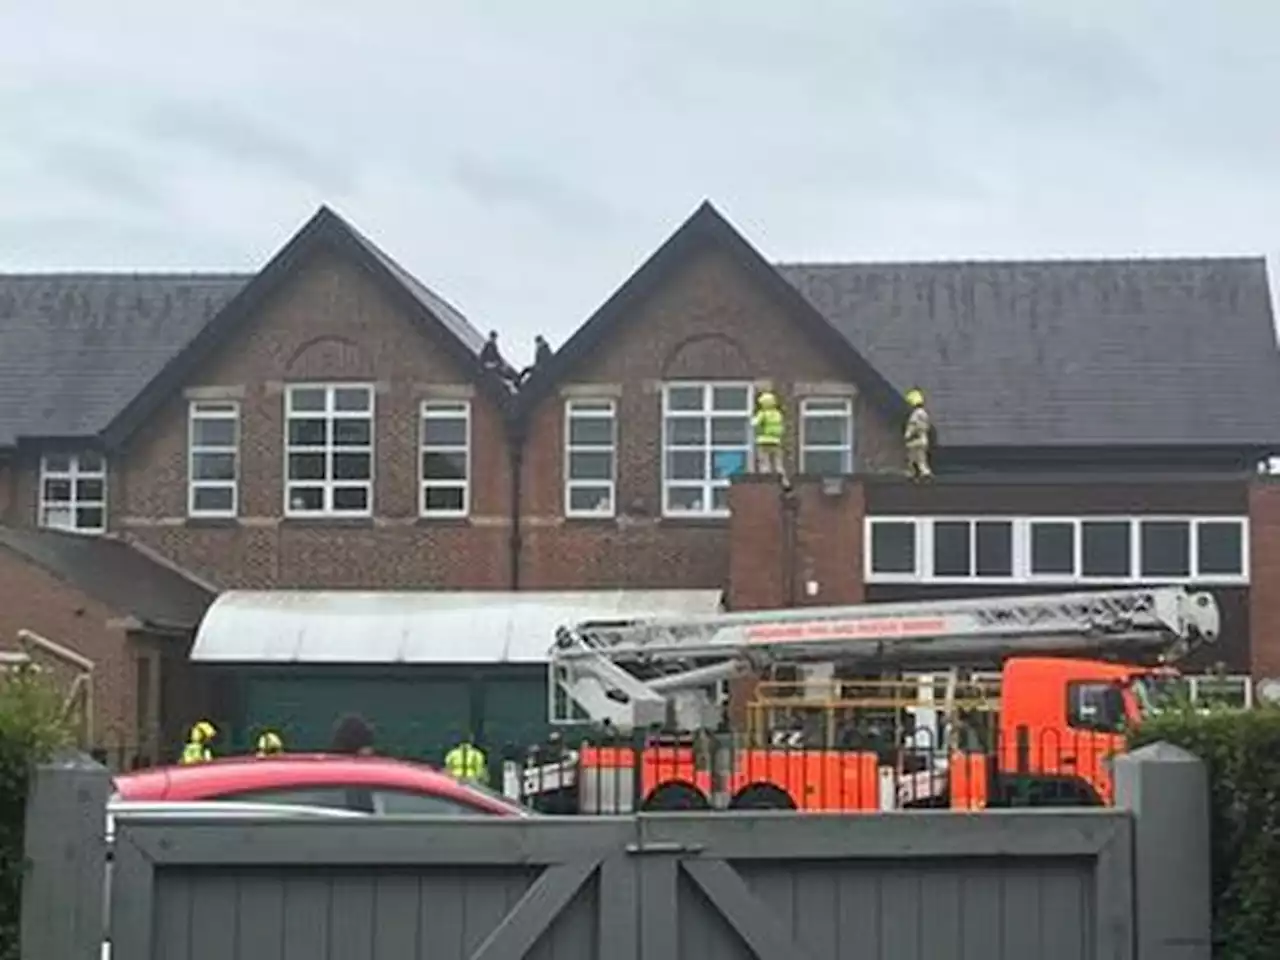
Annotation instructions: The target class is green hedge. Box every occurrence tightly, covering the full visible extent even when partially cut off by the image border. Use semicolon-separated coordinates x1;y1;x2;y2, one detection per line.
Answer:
0;668;73;960
1130;706;1280;960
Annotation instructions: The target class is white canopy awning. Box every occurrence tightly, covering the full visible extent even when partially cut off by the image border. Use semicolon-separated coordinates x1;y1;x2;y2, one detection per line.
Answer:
190;590;724;665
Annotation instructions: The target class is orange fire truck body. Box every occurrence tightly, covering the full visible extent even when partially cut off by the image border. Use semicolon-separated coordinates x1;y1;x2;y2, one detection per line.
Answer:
505;588;1218;813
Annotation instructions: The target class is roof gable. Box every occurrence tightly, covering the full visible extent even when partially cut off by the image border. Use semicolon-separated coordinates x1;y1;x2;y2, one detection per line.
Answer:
515;201;908;421
0;274;248;446
102;206;505;447
778;258;1280;449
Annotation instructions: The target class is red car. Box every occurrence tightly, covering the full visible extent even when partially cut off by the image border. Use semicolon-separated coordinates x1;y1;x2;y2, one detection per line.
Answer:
113;753;531;817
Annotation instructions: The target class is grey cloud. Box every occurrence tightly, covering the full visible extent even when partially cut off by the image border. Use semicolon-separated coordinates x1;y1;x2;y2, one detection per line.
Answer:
448;154;619;231
139;100;354;192
887;1;1159;122
0;1;1276;343
38;141;169;211
0;214;244;267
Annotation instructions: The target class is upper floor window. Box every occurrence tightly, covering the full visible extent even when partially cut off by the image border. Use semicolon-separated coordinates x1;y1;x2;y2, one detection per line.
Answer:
865;515;1249;584
39;452;106;534
565;399;616;517
662;382;752;517
421;401;470;517
285;385;373;517
188;401;239;517
800;398;853;475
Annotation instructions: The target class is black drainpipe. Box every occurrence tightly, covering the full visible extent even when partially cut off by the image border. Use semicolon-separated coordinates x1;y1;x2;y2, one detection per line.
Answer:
782;486;800;607
507;418;526;591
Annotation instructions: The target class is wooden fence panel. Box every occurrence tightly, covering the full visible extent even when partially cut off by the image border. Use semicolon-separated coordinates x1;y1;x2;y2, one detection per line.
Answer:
109;811;1130;960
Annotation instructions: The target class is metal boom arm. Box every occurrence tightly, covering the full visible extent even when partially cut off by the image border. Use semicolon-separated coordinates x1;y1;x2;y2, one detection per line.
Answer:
548;587;1220;732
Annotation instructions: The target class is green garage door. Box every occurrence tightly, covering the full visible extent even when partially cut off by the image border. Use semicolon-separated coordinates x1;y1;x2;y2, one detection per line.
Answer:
476;670;552;753
239;672;472;763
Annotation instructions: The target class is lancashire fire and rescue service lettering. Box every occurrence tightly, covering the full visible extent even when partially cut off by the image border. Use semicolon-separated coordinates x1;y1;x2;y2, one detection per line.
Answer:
745;616;951;643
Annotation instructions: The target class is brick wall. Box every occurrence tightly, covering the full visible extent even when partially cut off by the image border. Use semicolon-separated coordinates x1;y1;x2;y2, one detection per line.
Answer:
517;244;901;590
0;550;135;744
728;477;866;610
1249;482;1280;679
110;249;513;589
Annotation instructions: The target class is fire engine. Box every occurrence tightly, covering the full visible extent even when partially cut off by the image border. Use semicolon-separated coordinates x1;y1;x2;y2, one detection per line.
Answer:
502;587;1220;813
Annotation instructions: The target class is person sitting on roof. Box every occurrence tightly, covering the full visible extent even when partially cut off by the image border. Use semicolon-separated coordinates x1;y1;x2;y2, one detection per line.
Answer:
479;330;503;371
534;334;552;367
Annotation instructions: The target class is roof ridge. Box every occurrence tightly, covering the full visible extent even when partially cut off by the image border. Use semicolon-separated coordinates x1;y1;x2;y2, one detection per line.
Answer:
775;255;1267;269
317;207;486;348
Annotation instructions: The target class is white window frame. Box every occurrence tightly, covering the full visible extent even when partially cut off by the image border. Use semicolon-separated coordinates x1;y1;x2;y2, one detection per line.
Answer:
922;517;1021;582
799;397;854;475
188;400;239;518
1190;517;1250;582
564;399;616;518
863;516;1249;585
37;452;107;534
420;400;471;518
661;381;754;518
1025;517;1083;582
864;518;924;581
284;383;375;518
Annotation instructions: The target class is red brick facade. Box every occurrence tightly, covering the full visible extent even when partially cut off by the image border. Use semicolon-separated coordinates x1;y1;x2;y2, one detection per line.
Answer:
515;245;901;590
0;549;136;744
1248;483;1280;679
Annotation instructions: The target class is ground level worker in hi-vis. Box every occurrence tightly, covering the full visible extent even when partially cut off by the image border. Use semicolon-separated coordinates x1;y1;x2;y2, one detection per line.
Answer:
903;387;934;481
256;730;284;757
180;720;217;765
444;737;488;785
752;390;787;484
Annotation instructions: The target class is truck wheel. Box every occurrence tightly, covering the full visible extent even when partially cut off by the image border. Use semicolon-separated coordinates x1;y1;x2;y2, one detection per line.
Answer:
729;784;796;810
642;783;710;811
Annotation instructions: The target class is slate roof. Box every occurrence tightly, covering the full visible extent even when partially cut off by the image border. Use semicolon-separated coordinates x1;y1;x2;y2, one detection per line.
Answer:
0;206;496;449
0;526;214;630
0;274;248;446
776;258;1280;449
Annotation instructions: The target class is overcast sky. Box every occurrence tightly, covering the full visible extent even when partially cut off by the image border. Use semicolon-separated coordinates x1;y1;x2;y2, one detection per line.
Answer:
2;1;1277;362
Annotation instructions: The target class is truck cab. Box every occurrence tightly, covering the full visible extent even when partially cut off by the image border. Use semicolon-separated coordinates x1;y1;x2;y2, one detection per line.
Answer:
995;657;1150;805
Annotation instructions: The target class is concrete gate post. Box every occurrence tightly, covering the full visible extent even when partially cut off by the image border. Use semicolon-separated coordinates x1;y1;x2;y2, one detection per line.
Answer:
1113;741;1212;960
20;751;111;960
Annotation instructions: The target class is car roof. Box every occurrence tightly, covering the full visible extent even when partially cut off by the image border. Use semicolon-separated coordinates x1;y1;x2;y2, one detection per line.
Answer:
113;753;522;814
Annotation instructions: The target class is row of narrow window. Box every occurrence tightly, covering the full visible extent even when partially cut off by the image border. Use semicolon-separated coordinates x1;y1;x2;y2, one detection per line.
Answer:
37;382;857;532
866;516;1249;583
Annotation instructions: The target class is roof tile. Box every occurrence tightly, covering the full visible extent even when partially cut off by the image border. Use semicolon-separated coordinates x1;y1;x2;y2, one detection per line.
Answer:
0;274;247;445
776;258;1280;448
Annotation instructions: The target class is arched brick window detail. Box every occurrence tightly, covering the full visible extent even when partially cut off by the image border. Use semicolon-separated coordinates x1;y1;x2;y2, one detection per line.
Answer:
284;336;374;379
660;333;754;380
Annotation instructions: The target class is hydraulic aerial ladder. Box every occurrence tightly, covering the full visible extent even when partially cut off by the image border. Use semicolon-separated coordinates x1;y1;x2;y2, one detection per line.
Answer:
548;586;1220;733
504;587;1221;812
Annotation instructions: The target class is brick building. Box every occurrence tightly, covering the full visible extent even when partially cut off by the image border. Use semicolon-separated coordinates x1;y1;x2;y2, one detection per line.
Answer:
2;200;1279;754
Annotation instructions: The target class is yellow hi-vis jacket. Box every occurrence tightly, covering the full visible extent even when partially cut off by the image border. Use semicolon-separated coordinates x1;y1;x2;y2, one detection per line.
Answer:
180;741;211;765
444;742;488;784
753;408;784;446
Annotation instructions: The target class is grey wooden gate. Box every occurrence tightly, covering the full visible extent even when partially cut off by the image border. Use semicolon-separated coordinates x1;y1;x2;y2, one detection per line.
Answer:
108;810;1132;959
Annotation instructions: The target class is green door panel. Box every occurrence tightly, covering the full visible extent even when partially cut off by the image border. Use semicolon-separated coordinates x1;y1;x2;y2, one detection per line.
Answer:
476;673;551;753
239;673;472;763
